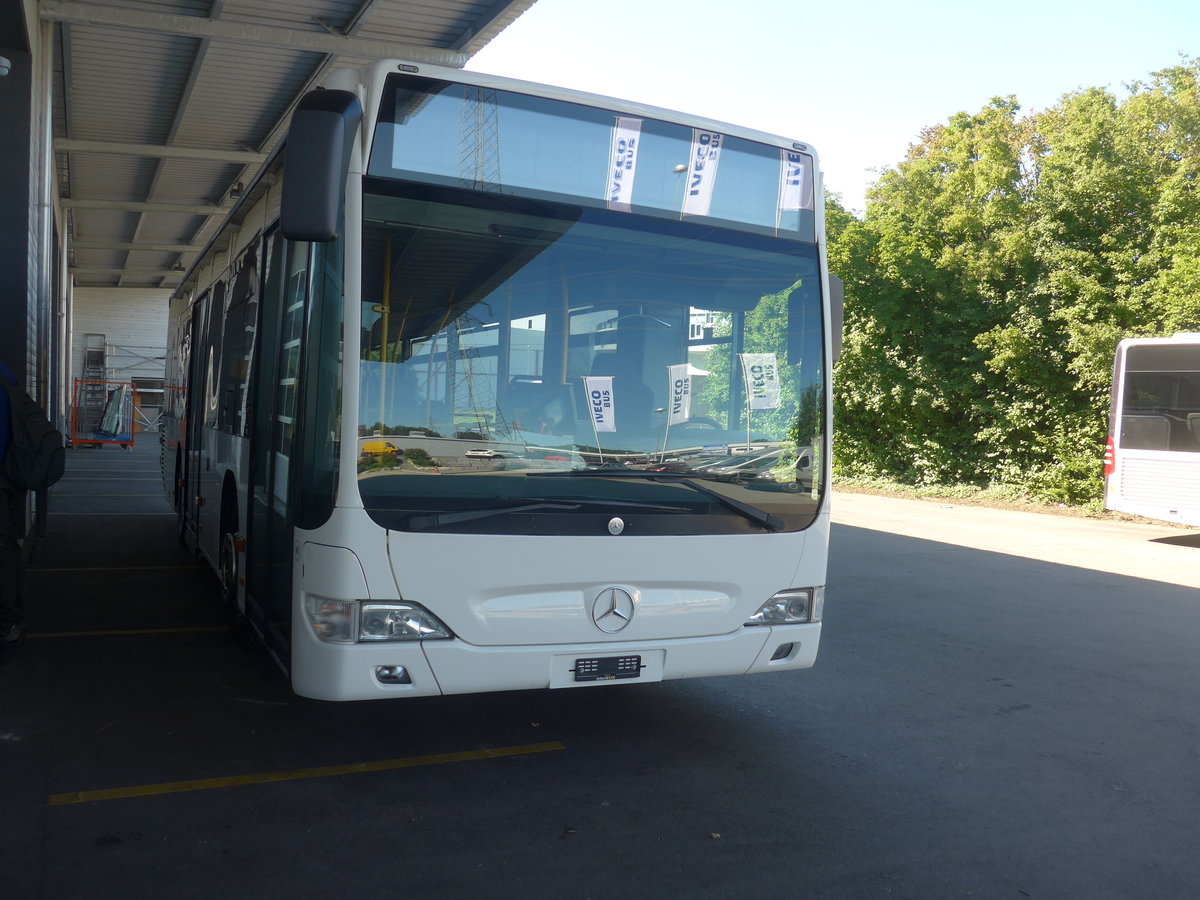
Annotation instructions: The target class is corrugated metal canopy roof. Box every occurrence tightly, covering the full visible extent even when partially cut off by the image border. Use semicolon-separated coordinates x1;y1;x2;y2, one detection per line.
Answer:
42;0;537;288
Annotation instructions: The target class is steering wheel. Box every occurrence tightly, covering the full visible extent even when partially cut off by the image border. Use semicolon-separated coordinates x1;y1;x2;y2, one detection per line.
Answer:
674;417;722;430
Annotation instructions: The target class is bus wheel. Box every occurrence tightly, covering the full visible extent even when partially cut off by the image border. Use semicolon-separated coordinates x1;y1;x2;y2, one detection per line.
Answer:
173;450;187;547
220;531;257;647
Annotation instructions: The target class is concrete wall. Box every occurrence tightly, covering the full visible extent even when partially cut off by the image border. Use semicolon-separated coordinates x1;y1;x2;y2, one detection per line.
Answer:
70;287;171;385
69;287;170;435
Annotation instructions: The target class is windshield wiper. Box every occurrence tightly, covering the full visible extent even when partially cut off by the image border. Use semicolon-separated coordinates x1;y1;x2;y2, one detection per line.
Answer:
654;476;785;533
524;469;784;531
406;496;688;530
526;469;684;477
509;497;691;512
408;501;579;529
667;480;787;535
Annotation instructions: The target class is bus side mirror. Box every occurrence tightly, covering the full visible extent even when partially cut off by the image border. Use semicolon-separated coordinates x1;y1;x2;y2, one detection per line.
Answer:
280;89;363;242
828;274;844;365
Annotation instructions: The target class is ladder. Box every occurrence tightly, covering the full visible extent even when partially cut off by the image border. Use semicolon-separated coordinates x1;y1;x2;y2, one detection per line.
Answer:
75;334;108;441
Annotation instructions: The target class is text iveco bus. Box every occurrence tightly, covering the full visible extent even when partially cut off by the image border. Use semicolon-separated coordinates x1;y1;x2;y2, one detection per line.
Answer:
1105;334;1200;526
162;61;840;700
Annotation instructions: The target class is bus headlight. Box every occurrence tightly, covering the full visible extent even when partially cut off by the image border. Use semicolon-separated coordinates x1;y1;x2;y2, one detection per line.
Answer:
305;598;454;643
305;596;357;643
744;587;824;626
359;602;453;641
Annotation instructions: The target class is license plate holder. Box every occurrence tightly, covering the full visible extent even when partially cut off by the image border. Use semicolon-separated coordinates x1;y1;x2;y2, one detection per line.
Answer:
572;655;643;682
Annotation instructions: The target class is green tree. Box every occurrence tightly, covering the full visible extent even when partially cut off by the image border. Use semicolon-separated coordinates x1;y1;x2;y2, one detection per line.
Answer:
694;281;823;444
833;97;1034;484
830;59;1200;502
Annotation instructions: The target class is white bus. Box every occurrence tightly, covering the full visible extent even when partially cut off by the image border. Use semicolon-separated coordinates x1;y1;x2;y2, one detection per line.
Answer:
162;61;840;701
1105;334;1200;526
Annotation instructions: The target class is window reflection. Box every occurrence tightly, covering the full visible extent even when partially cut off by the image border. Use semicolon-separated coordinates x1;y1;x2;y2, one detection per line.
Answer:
355;179;826;532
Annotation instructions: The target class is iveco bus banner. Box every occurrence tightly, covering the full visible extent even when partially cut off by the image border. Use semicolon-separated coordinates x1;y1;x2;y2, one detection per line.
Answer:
682;130;723;217
667;364;692;425
607;117;642;212
584;376;617;432
779;150;815;211
740;353;781;410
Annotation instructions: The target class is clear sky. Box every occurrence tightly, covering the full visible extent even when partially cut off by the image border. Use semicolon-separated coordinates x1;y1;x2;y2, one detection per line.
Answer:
469;0;1195;215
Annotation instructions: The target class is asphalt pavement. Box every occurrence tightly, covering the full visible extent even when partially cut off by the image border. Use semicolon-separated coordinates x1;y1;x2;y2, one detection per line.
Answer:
3;450;1199;899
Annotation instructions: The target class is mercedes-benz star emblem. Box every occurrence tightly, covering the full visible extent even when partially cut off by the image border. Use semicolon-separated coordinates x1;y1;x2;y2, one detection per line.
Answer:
592;587;635;633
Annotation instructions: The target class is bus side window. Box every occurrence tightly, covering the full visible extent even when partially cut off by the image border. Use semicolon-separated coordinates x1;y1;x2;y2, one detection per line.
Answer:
1121;414;1171;450
219;250;259;435
204;280;227;429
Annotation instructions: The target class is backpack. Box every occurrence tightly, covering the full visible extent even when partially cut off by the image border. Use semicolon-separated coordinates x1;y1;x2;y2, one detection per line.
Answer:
2;382;66;491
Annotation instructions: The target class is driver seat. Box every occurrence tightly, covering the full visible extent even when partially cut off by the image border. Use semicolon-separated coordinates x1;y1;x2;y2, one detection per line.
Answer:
587;350;654;434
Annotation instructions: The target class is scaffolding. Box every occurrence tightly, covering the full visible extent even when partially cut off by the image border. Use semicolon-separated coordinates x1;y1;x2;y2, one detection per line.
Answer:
105;343;165;433
73;334;164;437
72;379;137;447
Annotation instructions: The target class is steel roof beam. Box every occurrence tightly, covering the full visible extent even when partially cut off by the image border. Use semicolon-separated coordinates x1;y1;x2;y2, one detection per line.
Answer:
70;268;184;277
125;0;224;289
73;241;205;253
55;139;267;165
63;199;228;215
450;0;538;53
39;1;469;66
342;0;384;37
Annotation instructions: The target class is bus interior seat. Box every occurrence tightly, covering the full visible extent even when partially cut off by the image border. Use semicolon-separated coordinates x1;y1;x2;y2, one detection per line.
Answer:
505;377;572;435
1120;414;1171;451
1188;413;1200;448
586;351;654;433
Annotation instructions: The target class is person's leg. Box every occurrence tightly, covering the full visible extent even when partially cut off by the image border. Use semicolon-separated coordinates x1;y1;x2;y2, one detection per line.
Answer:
0;489;24;642
0;536;24;642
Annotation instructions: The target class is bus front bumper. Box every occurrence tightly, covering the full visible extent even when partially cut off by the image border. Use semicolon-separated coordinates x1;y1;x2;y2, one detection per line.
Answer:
291;622;821;701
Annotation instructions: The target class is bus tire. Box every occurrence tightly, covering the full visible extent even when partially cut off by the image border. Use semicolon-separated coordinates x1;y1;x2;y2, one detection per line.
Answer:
174;448;187;547
220;530;258;648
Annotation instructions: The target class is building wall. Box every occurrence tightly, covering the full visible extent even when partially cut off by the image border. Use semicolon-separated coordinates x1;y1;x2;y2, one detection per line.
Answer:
2;2;66;425
70;287;170;435
0;5;32;388
71;287;170;382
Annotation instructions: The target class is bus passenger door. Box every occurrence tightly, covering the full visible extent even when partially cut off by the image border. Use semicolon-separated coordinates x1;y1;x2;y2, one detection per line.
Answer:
180;294;208;547
245;232;310;665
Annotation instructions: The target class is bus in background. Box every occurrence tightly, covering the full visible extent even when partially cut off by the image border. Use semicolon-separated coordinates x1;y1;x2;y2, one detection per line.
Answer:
162;60;839;701
1105;334;1200;526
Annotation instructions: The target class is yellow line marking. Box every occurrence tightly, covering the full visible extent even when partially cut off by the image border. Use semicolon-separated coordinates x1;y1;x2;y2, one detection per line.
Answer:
48;741;566;806
27;626;226;639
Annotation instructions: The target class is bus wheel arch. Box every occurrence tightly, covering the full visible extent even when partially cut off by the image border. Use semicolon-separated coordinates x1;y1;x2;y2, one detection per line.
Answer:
173;446;184;508
174;445;187;546
218;474;257;646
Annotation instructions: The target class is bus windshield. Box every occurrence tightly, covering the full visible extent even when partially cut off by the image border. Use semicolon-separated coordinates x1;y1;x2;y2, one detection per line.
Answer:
357;76;826;536
367;75;817;239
